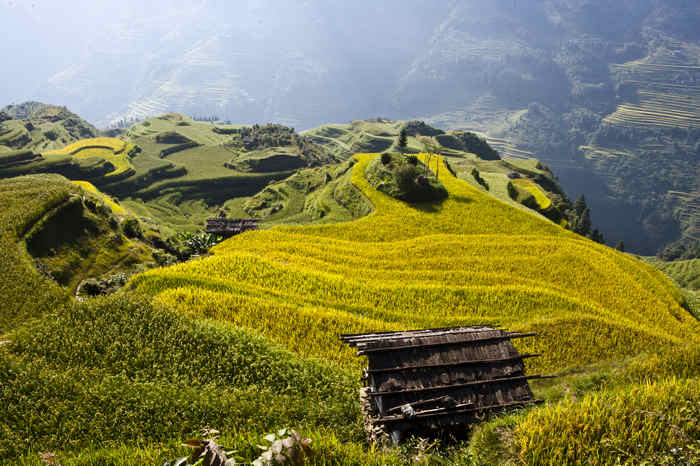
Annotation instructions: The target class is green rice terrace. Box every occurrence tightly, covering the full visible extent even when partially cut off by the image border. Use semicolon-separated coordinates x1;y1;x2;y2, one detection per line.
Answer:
0;117;698;463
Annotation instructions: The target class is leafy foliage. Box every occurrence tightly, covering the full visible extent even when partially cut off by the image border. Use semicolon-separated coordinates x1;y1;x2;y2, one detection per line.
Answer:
177;231;223;255
253;428;312;466
659;239;700;261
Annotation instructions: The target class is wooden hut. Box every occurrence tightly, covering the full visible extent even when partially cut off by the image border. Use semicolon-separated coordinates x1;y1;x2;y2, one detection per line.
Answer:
340;326;546;444
205;218;259;238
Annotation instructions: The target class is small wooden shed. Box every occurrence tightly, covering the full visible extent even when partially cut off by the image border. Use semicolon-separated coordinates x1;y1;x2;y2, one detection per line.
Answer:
205;218;259;238
340;326;545;443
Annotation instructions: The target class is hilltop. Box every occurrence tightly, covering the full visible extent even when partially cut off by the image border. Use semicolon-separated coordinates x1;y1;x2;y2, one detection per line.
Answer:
0;102;97;153
255;119;589;233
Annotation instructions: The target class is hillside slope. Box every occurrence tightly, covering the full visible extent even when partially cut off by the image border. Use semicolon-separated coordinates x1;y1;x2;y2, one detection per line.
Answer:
1;111;581;239
1;154;698;464
132;154;699;373
0;175;151;331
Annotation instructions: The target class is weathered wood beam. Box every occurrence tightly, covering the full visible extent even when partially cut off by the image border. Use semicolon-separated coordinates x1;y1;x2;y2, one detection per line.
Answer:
366;353;540;375
340;325;501;345
368;374;552;397
376;399;544;424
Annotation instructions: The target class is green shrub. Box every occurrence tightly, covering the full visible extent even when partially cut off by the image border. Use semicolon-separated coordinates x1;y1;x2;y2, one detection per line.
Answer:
152;249;177;267
177;231;222;256
380;152;391;165
43;130;59;141
406;155;418;166
507;181;517;200
395;165;421;193
122;218;142;239
81;279;103;296
471;168;489;190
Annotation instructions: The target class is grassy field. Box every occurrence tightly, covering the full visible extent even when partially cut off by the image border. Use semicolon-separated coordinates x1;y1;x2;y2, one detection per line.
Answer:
1;154;698;463
132;154;698;371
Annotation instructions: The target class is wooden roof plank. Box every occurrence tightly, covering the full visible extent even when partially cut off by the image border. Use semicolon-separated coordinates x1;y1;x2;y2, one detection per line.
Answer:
357;332;537;355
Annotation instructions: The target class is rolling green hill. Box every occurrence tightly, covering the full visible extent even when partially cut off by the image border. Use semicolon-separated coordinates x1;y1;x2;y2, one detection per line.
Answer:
0;109;587;241
0;175;153;331
0;112;342;235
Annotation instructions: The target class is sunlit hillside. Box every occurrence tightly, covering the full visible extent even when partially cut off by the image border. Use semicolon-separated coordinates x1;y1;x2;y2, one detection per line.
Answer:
131;154;699;375
2;154;698;464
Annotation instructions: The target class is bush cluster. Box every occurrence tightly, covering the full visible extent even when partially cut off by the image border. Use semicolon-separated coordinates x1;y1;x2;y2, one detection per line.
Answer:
471;168;489;190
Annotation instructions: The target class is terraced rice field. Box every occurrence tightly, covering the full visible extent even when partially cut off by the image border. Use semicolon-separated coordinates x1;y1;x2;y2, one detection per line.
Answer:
604;89;700;129
608;47;700;129
130;153;699;376
580;145;635;159
43;137;135;177
512;178;552;209
668;190;700;241
484;136;533;159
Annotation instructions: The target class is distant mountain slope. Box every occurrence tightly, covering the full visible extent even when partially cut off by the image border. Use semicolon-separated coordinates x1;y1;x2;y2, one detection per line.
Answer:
409;1;700;253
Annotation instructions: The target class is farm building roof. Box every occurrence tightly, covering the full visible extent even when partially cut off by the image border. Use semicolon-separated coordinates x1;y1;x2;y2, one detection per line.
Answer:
341;326;545;443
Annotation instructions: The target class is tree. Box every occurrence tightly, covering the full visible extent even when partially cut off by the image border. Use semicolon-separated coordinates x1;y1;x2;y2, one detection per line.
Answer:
574;194;587;216
420;136;441;175
616;240;625;252
579;208;591;236
591;228;604;244
398;128;408;153
421;136;439;156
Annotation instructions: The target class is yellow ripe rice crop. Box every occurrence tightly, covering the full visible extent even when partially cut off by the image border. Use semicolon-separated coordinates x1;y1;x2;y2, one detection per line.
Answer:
43;137;134;177
44;137;127;155
70;180;127;215
130;153;700;373
510;377;699;465
512;178;552;209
